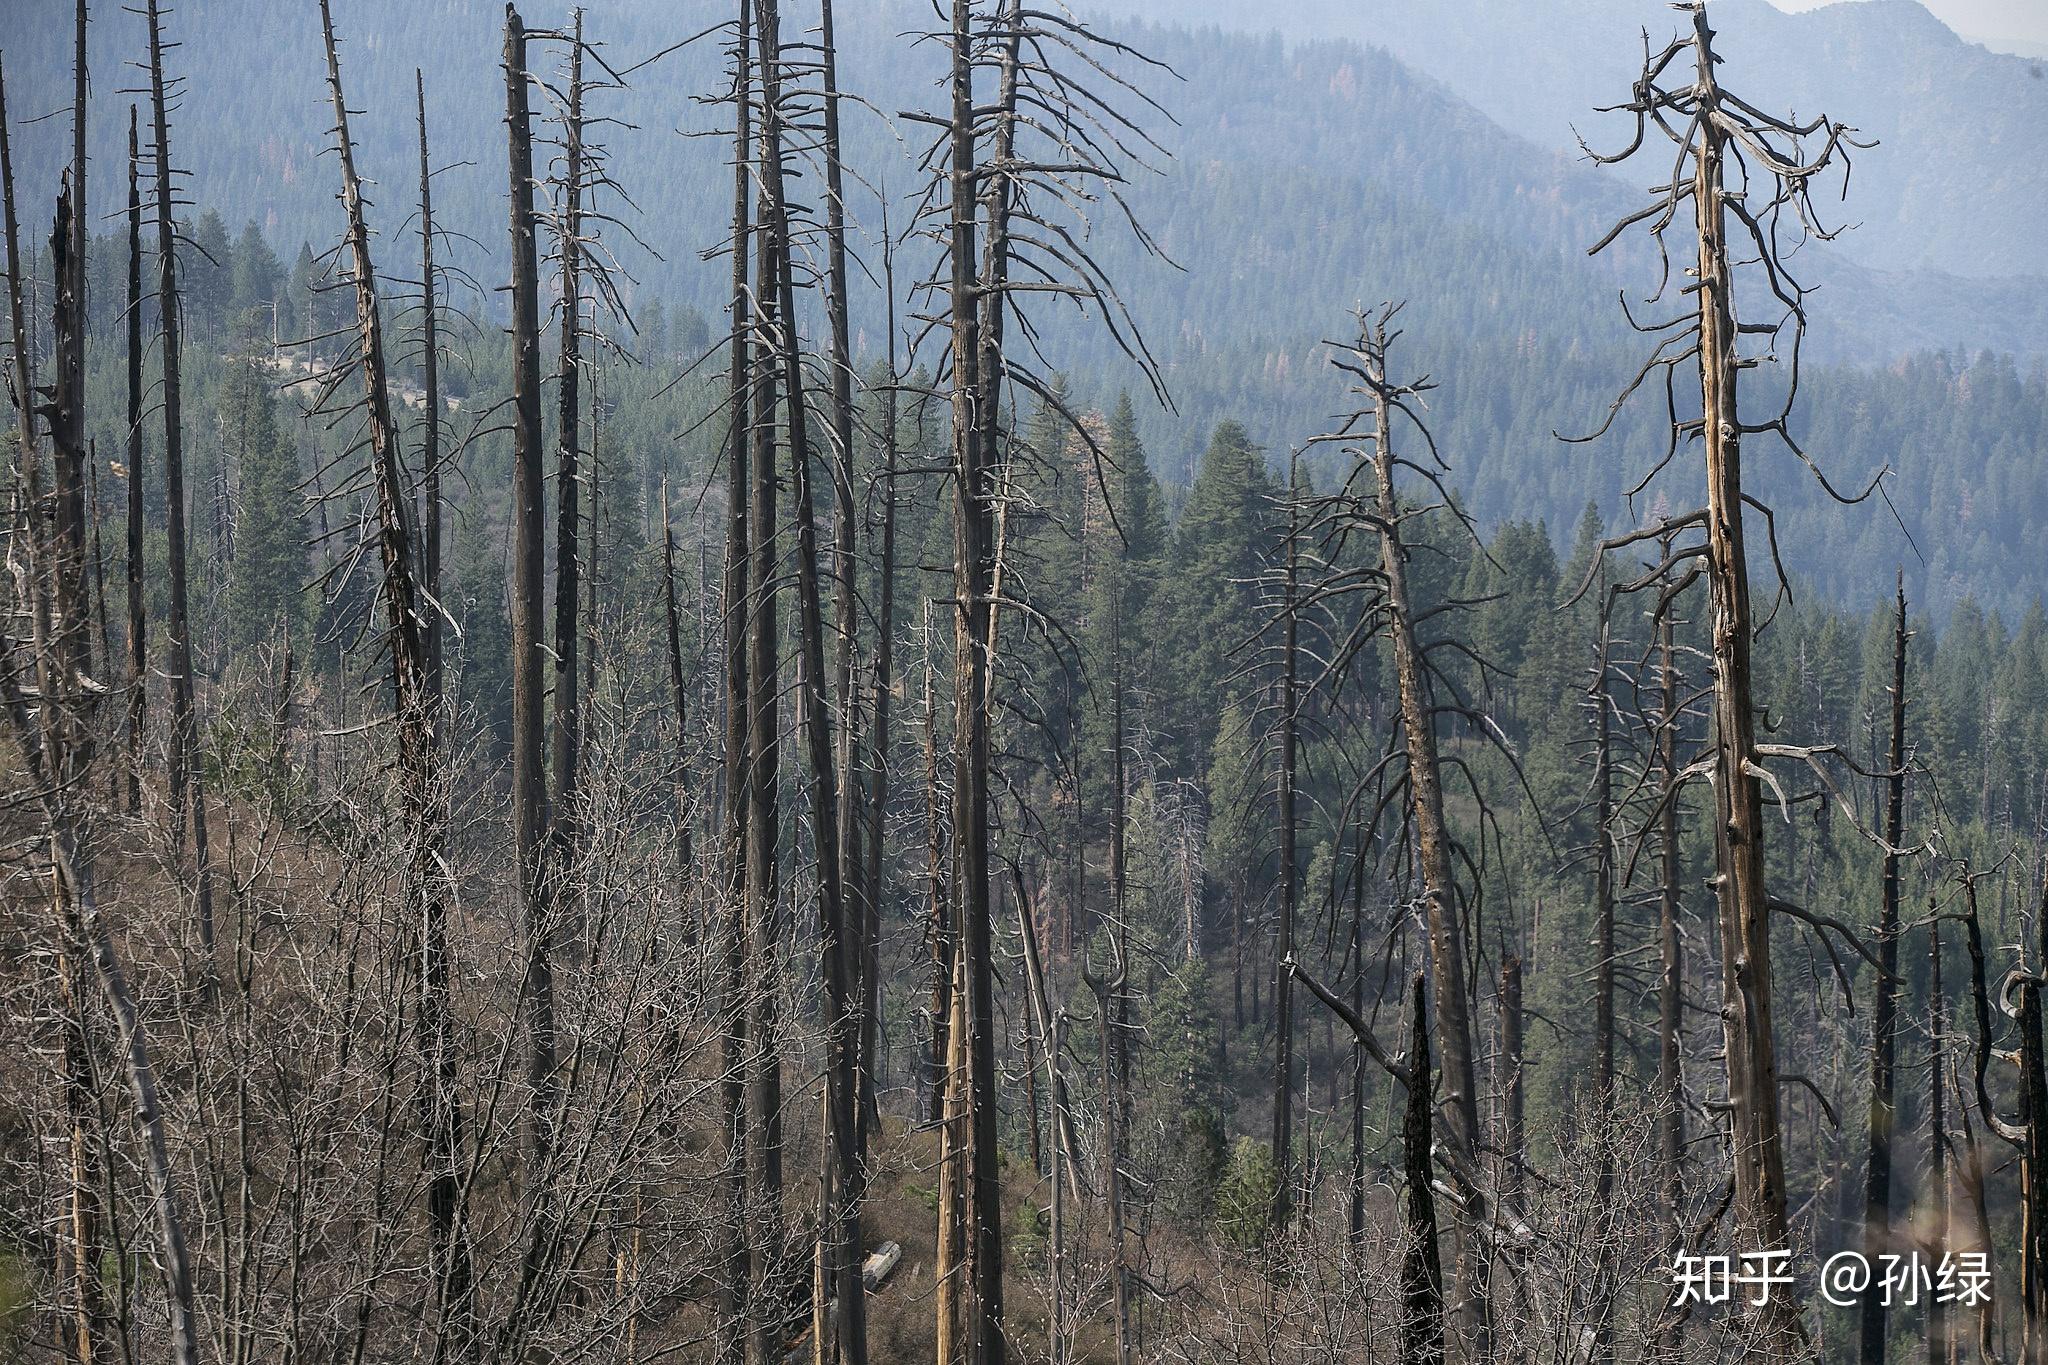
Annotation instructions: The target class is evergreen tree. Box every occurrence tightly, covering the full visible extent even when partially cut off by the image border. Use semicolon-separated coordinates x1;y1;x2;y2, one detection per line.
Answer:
1149;418;1275;772
222;352;309;654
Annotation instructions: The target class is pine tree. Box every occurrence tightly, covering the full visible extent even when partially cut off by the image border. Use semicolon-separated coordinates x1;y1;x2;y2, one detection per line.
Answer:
221;354;307;653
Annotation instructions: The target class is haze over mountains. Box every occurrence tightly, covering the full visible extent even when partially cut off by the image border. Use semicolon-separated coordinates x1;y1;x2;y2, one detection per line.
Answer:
5;0;2044;613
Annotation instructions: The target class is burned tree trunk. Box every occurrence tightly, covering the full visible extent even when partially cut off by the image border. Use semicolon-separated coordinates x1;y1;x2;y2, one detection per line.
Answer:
1355;314;1486;1354
145;0;219;982
1859;578;1909;1365
858;226;903;1143
416;71;443;724
942;2;1006;1353
716;6;753;1359
316;6;472;1349
1270;460;1300;1235
549;13;584;948
1656;572;1686;1363
502;0;559;1293
750;0;866;1352
124;105;144;814
743;1;786;1352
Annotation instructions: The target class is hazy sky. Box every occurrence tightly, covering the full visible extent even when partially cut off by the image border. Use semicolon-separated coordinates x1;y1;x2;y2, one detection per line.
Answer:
1765;0;2048;50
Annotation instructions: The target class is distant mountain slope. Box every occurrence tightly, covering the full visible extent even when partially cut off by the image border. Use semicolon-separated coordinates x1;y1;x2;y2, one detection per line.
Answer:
1078;0;2048;282
5;0;2045;617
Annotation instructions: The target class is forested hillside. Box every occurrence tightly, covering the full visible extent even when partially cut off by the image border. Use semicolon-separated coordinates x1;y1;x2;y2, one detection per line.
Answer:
5;1;2048;1364
6;0;2048;611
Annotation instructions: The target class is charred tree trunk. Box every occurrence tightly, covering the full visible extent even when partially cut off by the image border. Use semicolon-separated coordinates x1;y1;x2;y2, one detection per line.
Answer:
502;5;559;1323
1859;579;1909;1365
857;228;902;1143
549;13;585;955
123;106;145;813
744;1;786;1349
416;72;443;724
1270;462;1300;1235
944;2;1006;1353
751;0;866;1352
145;0;219;985
1403;974;1447;1365
1359;316;1485;1355
1656;576;1686;1363
318;7;472;1352
717;7;754;1360
1927;912;1950;1365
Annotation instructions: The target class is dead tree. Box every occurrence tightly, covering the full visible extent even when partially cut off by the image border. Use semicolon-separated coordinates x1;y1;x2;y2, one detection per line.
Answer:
314;5;473;1350
1654;552;1688;1363
549;10;585;944
1310;308;1491;1356
857;215;905;1142
1956;867;2048;1360
144;0;219;980
1859;578;1909;1365
502;1;559;1308
716;5;753;1360
1295;962;1445;1365
416;71;443;722
1270;457;1301;1235
1575;6;1872;1342
751;0;866;1352
123;106;144;813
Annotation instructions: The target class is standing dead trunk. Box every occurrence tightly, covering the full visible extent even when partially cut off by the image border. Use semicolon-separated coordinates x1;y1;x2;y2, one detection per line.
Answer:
1687;20;1797;1332
858;225;903;1143
1656;573;1686;1362
549;13;585;955
1270;460;1300;1235
416;72;443;725
144;0;219;984
124;106;145;814
317;8;471;1352
1927;910;1950;1365
942;2;1006;1353
1356;315;1485;1355
743;2;787;1349
717;8;754;1360
502;6;559;1320
750;0;865;1351
1859;578;1909;1365
1403;974;1447;1365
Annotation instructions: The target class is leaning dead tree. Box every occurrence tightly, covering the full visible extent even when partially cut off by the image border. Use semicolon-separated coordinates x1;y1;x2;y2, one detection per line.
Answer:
1297;304;1515;1361
313;2;473;1350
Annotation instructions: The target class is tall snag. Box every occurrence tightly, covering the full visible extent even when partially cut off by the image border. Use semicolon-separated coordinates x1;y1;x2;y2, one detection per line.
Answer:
716;4;753;1360
549;10;585;942
1859;579;1909;1365
416;72;443;722
1311;307;1491;1356
1576;4;1871;1342
501;4;559;1321
315;3;473;1351
144;0;220;982
750;0;865;1352
124;106;144;813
